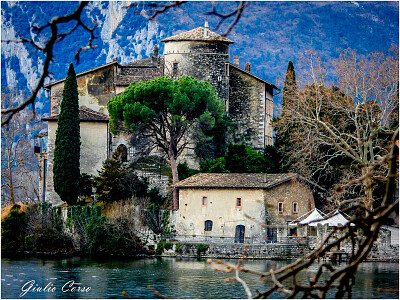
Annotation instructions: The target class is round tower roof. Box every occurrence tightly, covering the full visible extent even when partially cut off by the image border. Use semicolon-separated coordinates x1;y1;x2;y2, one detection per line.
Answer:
161;26;234;44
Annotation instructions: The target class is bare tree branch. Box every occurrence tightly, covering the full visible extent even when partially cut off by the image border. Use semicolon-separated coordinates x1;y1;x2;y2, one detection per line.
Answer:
1;1;97;126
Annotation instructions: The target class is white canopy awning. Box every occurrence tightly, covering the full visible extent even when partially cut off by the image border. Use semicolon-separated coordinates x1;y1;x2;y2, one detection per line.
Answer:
289;208;327;226
316;210;354;227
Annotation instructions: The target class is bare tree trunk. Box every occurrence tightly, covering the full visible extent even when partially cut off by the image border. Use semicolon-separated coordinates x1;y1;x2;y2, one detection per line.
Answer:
7;157;15;205
362;167;374;211
168;146;179;210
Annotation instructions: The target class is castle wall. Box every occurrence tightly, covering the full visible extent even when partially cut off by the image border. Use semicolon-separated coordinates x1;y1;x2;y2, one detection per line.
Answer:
164;41;230;104
229;67;271;149
45;121;109;206
49;65;116;117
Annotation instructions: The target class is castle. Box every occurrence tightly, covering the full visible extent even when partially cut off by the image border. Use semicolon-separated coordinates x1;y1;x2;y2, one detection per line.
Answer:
39;21;279;206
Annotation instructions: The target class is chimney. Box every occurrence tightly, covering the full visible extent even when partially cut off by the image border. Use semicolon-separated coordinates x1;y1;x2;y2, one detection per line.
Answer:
153;45;159;58
113;57;118;62
204;20;209;38
233;56;239;67
245;62;251;72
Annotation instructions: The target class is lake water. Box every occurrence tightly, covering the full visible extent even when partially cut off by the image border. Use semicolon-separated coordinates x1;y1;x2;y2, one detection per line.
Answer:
1;256;398;299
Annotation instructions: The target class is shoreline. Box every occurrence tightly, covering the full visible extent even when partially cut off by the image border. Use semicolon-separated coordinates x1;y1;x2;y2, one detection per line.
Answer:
2;251;399;263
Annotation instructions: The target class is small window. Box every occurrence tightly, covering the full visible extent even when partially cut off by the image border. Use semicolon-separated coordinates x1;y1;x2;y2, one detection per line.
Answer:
202;196;207;206
278;202;283;214
129;147;135;157
204;220;213;231
236;197;242;207
173;62;178;76
293;202;298;213
225;63;230;76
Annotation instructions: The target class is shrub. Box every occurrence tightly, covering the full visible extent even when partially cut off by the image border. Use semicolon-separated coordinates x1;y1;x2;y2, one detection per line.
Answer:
196;243;209;257
1;205;27;251
165;241;174;251
175;243;182;254
157;239;166;254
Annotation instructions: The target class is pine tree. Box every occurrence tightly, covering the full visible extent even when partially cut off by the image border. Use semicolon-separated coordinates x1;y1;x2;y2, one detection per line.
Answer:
53;63;80;205
282;60;298;111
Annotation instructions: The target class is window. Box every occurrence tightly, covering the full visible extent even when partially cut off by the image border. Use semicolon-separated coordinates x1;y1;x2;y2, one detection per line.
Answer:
236;197;242;207
202;196;207;206
278;202;283;214
225;63;230;76
293;202;298;213
204;220;213;231
173;62;178;76
129;147;135;157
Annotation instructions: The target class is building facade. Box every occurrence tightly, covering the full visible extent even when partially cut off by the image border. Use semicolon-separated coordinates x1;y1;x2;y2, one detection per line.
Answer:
41;22;278;205
173;173;316;242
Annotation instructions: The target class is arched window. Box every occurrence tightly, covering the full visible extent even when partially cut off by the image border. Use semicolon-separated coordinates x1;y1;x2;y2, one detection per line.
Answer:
204;220;213;231
116;144;128;162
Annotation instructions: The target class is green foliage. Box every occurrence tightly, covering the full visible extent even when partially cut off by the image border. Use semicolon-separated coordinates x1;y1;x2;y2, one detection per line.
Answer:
94;150;127;203
200;157;227;173
156;239;166;254
1;205;27;251
165;241;174;251
177;162;199;181
108;76;230;183
79;173;94;197
195;243;209;257
53;63;80;206
175;243;182;254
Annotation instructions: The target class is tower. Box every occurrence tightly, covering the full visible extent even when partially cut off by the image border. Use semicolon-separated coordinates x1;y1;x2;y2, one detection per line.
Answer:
161;21;234;104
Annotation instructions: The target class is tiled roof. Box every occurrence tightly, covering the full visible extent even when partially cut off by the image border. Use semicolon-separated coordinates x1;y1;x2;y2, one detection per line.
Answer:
124;57;164;67
161;27;234;44
174;173;299;189
229;64;279;90
42;106;109;122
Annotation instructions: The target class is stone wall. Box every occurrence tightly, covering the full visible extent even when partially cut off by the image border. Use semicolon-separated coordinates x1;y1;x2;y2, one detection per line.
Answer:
49;64;116;116
164;40;230;104
264;180;315;224
228;66;271;149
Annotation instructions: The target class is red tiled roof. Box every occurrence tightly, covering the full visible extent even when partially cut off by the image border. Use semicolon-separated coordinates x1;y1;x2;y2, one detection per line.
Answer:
42;106;109;122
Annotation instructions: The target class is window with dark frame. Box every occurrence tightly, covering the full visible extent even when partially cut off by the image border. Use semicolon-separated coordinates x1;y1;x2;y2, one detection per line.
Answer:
173;62;178;76
236;197;242;207
278;202;283;213
293;202;298;213
204;220;213;231
202;196;207;206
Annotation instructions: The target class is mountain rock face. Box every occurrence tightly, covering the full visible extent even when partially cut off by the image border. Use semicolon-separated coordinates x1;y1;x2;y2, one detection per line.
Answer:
1;1;399;115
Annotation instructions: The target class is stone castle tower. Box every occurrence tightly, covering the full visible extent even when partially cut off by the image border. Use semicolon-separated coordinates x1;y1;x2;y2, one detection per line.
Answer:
162;20;232;105
40;22;278;206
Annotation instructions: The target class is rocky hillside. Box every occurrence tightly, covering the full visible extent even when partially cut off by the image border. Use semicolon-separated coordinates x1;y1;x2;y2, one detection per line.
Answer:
1;1;398;116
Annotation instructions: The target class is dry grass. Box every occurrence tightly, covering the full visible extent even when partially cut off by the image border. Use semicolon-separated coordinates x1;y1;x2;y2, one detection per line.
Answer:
1;203;29;221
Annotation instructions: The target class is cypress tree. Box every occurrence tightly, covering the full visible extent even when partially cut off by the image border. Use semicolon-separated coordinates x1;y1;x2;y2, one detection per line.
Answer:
274;61;299;172
53;63;80;205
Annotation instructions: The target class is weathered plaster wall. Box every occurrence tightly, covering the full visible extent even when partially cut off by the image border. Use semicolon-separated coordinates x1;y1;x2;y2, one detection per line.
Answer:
264;180;315;225
164;41;230;104
45;121;109;206
229;67;272;149
50;65;116;116
175;188;265;237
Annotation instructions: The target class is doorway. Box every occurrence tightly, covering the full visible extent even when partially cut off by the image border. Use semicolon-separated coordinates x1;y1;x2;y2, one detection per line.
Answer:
235;225;245;243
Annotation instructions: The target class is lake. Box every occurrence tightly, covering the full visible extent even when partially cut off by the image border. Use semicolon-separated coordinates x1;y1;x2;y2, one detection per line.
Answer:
1;256;398;299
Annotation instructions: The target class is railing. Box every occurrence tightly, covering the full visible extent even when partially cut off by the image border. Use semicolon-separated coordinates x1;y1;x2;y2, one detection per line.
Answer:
162;234;318;245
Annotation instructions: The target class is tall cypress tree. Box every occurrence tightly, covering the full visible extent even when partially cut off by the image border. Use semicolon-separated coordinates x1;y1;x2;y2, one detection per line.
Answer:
53;63;80;205
274;61;299;172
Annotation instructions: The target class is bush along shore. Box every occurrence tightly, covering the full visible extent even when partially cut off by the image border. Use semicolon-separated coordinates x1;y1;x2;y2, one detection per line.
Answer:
2;203;398;261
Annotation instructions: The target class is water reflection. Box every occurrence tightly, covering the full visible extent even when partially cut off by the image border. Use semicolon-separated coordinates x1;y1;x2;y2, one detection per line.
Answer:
1;256;398;299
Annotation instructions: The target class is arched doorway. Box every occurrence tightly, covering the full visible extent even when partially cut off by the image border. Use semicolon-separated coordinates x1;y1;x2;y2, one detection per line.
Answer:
235;225;245;243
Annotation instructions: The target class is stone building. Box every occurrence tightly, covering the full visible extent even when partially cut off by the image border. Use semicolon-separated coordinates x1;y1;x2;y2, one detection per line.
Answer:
173;173;316;242
41;22;279;205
